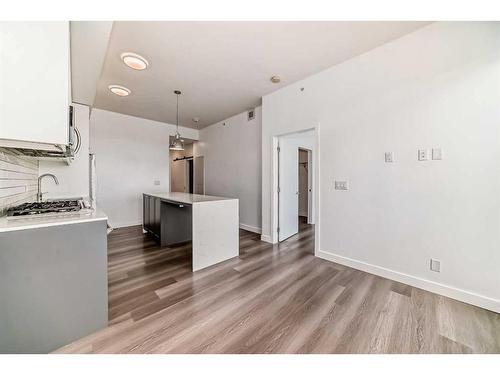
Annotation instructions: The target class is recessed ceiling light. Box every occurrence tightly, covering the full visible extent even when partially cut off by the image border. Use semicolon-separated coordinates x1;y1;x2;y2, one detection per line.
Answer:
108;84;131;97
121;52;149;70
270;75;281;83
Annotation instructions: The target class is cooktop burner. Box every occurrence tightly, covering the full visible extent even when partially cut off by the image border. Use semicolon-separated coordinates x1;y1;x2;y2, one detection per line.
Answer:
7;199;83;217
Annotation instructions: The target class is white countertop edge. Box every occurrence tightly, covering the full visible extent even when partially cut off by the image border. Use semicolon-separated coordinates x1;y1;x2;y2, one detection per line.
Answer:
0;209;108;233
143;192;238;205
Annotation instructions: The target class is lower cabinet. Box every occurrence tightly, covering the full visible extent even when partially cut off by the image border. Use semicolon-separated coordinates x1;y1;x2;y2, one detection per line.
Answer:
0;220;108;353
143;194;161;239
154;197;161;235
143;194;150;231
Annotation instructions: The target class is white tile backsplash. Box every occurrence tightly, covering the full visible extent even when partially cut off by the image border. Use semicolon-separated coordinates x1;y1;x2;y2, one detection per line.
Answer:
0;148;39;215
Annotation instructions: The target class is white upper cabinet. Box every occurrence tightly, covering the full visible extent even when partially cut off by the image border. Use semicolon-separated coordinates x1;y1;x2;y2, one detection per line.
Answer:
0;22;70;147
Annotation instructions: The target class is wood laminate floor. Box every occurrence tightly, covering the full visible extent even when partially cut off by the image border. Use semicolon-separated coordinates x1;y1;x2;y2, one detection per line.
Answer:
56;220;500;353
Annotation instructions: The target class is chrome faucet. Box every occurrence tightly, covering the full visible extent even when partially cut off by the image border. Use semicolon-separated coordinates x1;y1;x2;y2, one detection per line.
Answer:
37;173;59;202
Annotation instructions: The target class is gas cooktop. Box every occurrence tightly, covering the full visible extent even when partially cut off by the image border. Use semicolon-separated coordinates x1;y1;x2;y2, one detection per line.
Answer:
7;199;84;217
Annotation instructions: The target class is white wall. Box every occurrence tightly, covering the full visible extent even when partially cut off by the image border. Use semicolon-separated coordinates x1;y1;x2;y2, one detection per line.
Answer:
90;109;198;228
262;22;500;312
198;107;262;233
39;103;90;199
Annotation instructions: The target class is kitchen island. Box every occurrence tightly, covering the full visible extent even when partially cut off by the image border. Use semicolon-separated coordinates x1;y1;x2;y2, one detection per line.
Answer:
143;192;239;271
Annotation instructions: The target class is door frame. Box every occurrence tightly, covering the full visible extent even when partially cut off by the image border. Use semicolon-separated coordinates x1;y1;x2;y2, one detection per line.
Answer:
271;124;320;256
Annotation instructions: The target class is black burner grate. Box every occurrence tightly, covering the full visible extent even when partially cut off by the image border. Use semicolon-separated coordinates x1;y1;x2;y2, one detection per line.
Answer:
7;200;82;217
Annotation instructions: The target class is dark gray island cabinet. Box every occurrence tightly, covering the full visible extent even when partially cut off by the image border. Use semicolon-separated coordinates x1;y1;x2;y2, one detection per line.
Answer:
143;194;165;240
0;211;108;353
143;193;192;246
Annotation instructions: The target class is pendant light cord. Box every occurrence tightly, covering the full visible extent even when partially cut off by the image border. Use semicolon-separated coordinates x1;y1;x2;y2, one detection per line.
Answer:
170;90;184;150
176;92;179;134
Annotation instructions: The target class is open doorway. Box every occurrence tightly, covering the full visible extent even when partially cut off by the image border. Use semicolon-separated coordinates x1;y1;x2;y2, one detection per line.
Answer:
169;137;205;194
277;130;315;243
298;148;312;225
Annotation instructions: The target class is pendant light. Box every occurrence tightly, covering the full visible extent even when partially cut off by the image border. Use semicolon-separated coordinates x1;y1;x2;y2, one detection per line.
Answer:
169;90;184;151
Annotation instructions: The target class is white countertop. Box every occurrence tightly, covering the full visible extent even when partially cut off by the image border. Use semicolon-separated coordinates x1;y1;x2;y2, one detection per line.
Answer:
143;192;236;204
0;208;108;233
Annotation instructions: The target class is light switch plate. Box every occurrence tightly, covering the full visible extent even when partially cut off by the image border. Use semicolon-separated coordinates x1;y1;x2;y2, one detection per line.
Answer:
385;152;394;163
418;149;429;161
432;148;443;160
335;181;349;190
154;180;161;186
430;259;441;272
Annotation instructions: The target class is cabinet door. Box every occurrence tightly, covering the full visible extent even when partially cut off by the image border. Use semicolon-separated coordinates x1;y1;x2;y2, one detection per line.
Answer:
154;197;161;237
149;196;156;235
0;22;70;145
143;195;150;231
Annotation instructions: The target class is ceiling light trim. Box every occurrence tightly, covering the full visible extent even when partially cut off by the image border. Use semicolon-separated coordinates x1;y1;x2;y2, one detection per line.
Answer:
108;84;131;96
121;52;149;70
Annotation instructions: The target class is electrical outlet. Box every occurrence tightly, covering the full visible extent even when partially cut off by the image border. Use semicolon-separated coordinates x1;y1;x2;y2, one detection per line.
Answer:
418;149;429;161
154;180;161;186
430;259;441;273
432;148;443;160
335;181;349;190
385;152;394;163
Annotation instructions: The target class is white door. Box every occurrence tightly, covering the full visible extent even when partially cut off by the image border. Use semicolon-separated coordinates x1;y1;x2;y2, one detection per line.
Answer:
194;156;205;194
278;139;299;241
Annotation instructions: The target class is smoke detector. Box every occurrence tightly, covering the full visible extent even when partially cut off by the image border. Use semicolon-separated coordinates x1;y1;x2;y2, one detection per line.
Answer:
270;75;281;84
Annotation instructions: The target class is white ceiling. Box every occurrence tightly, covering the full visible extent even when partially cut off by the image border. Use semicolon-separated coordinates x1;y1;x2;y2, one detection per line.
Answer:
92;21;430;129
71;21;113;106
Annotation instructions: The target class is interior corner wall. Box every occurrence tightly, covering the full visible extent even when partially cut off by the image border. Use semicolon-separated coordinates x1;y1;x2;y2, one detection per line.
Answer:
197;107;262;233
261;22;500;311
90;109;199;228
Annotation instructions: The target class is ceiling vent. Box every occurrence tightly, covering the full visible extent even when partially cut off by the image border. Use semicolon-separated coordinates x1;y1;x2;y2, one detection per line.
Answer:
248;109;255;121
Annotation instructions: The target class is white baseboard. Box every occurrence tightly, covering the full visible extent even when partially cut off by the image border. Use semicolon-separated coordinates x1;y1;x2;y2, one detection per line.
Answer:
112;221;142;229
318;250;500;313
260;234;274;244
239;223;262;234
